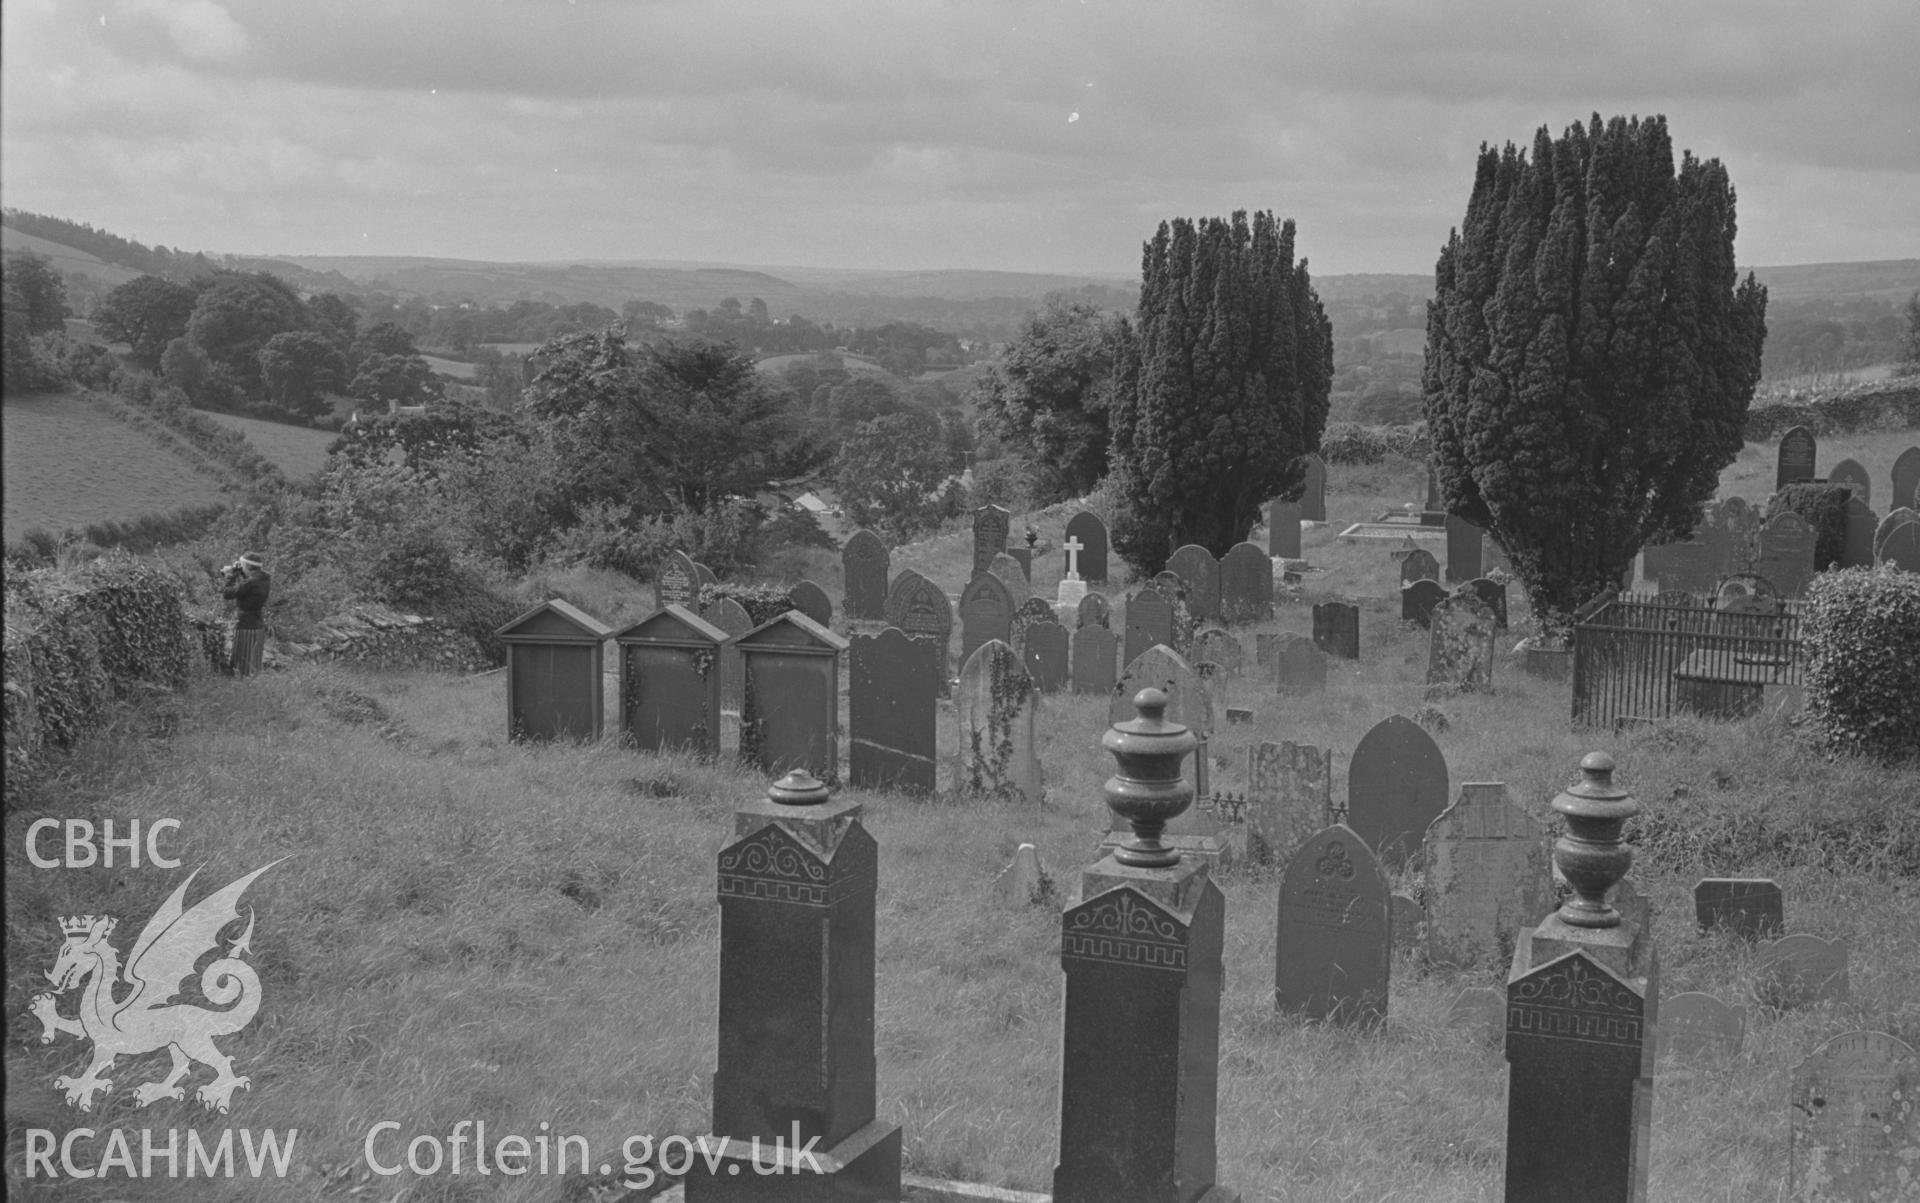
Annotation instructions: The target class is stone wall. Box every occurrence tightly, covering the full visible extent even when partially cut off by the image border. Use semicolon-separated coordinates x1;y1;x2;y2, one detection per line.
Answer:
262;604;492;673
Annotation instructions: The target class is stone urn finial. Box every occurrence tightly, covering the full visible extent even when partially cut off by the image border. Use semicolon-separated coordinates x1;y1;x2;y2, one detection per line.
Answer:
1102;688;1198;868
767;768;830;807
1549;752;1640;928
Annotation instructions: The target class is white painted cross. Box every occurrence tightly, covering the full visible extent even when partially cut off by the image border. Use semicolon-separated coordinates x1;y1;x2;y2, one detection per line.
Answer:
1063;535;1084;580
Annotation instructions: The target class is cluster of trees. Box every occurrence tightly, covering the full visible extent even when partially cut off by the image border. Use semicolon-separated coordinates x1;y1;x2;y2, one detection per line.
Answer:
1762;297;1913;379
3;251;74;392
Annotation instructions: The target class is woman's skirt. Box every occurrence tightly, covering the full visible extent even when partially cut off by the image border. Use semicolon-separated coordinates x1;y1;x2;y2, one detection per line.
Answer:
230;626;267;677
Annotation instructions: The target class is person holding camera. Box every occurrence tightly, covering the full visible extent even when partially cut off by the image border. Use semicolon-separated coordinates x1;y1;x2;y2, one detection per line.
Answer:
221;553;272;677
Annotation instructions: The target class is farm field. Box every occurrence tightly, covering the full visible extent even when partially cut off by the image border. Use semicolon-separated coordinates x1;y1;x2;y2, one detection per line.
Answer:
196;409;339;479
1;391;225;542
419;353;480;380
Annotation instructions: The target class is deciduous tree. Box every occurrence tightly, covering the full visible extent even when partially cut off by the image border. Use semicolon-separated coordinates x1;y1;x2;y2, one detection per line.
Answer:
974;299;1130;503
95;275;198;369
259;330;347;419
832;409;964;540
186;271;308;393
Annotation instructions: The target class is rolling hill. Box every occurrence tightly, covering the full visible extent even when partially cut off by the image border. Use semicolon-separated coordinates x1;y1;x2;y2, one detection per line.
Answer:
2;392;228;542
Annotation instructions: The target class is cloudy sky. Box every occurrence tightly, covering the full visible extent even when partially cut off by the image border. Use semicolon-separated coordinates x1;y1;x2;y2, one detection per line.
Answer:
3;0;1916;277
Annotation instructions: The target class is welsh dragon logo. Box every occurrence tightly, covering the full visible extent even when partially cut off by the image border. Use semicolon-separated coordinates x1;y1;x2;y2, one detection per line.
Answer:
30;861;279;1114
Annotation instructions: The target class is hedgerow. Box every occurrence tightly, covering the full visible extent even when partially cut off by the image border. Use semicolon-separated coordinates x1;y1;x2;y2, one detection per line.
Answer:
1744;381;1920;440
1766;483;1850;570
1801;564;1920;762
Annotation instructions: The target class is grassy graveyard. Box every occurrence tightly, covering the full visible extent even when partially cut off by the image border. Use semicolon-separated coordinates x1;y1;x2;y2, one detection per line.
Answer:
6;449;1919;1202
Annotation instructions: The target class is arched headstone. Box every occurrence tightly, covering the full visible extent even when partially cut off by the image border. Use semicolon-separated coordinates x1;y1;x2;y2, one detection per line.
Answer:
1826;457;1870;505
1063;510;1109;583
971;504;1011;575
1219;542;1274;624
1840;497;1877;569
1276;824;1390;1026
1347;714;1449;870
1076;591;1111;630
1400;548;1440;585
1167;544;1222;622
1070;624;1118;696
1427;595;1497;693
956;640;1041;805
1755;510;1816;596
1122;589;1174;667
1775;425;1816;490
788;579;833;628
1893;447;1920;515
841;529;890;620
959;571;1018;666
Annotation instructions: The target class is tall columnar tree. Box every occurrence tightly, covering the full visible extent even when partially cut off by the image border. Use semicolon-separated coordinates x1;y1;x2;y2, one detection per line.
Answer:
1424;114;1767;625
1111;211;1331;572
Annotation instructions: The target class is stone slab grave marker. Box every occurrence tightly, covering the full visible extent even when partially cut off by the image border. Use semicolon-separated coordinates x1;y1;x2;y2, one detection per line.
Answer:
612;604;726;756
1064;510;1109;583
971;503;1011;576
1449;986;1507;1046
1300;452;1328;522
1247;740;1332;865
701;596;753;716
1874;506;1919;561
1219;541;1273;624
1826;456;1871;505
1076;591;1110;629
1008;545;1033;582
1788;1030;1920;1201
1346;715;1449;871
1776;424;1817;490
1191;628;1245;679
1753;933;1850;1010
1423;782;1554;972
994;842;1055;908
1400;547;1440;585
1122;588;1174;668
1879;509;1920;571
1401;578;1447;627
988;552;1032;601
1466;576;1508;630
840;528;889;620
1656;992;1746;1058
1009;595;1057;659
1070;624;1119;696
736;611;849;783
1445;514;1482;583
1023;619;1069;694
1267;497;1302;559
1643;539;1715;594
495;598;611;743
1110;644;1213;803
1167;543;1222;623
1702;495;1763;578
959;569;1018;667
1893;446;1920;515
1426;593;1497;694
787;578;832;628
1693;877;1783;939
686;772;900;1200
1275;824;1391;1026
848;626;938;794
884;569;953;697
1274;633;1328;695
1756;510;1817;596
956;639;1042;805
1840;496;1877;569
1312;600;1360;660
693;561;719;593
656;548;699;610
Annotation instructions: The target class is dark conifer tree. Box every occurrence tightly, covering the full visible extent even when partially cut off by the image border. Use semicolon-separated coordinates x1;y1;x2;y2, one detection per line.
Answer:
1424;114;1768;627
1111;211;1331;573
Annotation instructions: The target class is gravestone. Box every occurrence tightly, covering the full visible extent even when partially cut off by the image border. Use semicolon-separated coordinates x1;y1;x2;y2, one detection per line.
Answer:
736;612;849;782
1448;986;1507;1047
496;598;611;743
1076;591;1110;629
1008;546;1033;582
1274;634;1328;695
1275;824;1391;1026
1643;540;1715;594
1069;624;1119;696
1657;992;1746;1058
1023;620;1070;694
1880;512;1920;571
1267;498;1302;558
849;626;938;793
959;570;1018;667
1167;544;1222;622
1401;578;1447;627
1826;456;1871;504
1693;877;1784;939
956;640;1042;805
1840;497;1877;569
1122;589;1174;667
1755;511;1817;596
1753;934;1850;1010
788;578;833;628
988;552;1032;601
1312;601;1360;660
1400;548;1440;585
1893;447;1920;517
1702;495;1763;577
994;843;1054;908
1248;741;1333;866
656;548;698;610
1063;510;1109;583
884;570;953;695
1009;595;1058;658
612;605;726;756
1466;576;1508;630
1445;514;1482;583
840;529;890;620
1426;595;1497;694
1219;541;1274;623
692;561;719;592
1150;570;1183;601
1874;506;1919;561
971;504;1011;576
1788;1030;1920;1201
1300;453;1327;522
1110;644;1213;798
701;596;753;712
1422;783;1553;971
1346;714;1449;870
1190;628;1245;678
1775;424;1817;490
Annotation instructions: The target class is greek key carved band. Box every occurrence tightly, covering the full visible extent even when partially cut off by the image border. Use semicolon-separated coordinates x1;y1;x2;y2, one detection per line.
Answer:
718;867;875;907
1509;1003;1644;1046
1061;933;1189;971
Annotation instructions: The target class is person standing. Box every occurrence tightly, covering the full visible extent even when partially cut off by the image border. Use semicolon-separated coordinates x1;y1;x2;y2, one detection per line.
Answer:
222;553;272;676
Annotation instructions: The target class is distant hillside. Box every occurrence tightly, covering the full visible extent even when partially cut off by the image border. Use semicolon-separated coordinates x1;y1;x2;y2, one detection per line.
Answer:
1746;259;1920;302
0;227;142;290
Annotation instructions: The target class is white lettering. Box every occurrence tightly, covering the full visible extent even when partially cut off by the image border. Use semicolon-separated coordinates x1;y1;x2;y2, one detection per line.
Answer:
64;820;97;868
790;1124;824;1174
187;1128;233;1178
24;1129;57;1178
656;1135;694;1177
101;820;140;868
144;1127;179;1178
26;818;61;868
61;1128;95;1179
364;1122;401;1177
494;1135;528;1175
556;1133;590;1175
447;1121;470;1175
97;1128;136;1178
407;1135;443;1176
621;1136;657;1189
147;818;183;868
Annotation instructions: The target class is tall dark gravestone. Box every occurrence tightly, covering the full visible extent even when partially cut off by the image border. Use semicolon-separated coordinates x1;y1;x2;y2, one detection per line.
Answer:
1893;446;1920;515
1168;543;1222;623
840;529;890;620
656;549;699;611
787;578;833;628
1401;578;1447;627
848;627;937;793
883;570;953;696
495;598;611;743
1755;511;1816;595
1346;715;1448;871
1789;1030;1920;1200
959;570;1018;667
1024;620;1070;693
1400;548;1440;585
1076;591;1110;630
1064;510;1110;583
1505;753;1656;1203
685;772;901;1200
1826;457;1871;505
1423;783;1553;972
1300;453;1327;522
1467;576;1509;630
1275;824;1390;1026
736;612;849;783
1055;690;1235;1203
613;605;727;756
988;552;1032;601
1841;497;1878;569
1274;634;1327;696
1426;595;1496;694
1070;624;1119;696
1219;541;1273;624
1445;514;1483;583
702;596;753;714
1775;425;1817;491
971;504;1011;576
1426;461;1444;513
1311;601;1360;660
1009;595;1057;659
1880;512;1920;571
1123;588;1175;668
1267;498;1302;558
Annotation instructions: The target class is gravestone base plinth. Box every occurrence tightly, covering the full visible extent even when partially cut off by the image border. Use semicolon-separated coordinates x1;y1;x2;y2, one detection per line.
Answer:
1093;830;1235;872
682;1119;900;1202
1055;577;1088;609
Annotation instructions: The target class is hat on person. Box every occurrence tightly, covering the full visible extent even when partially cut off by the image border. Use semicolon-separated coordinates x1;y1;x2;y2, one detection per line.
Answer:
237;554;265;571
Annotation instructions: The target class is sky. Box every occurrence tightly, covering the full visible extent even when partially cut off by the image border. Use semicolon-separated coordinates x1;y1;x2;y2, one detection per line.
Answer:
3;0;1917;278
